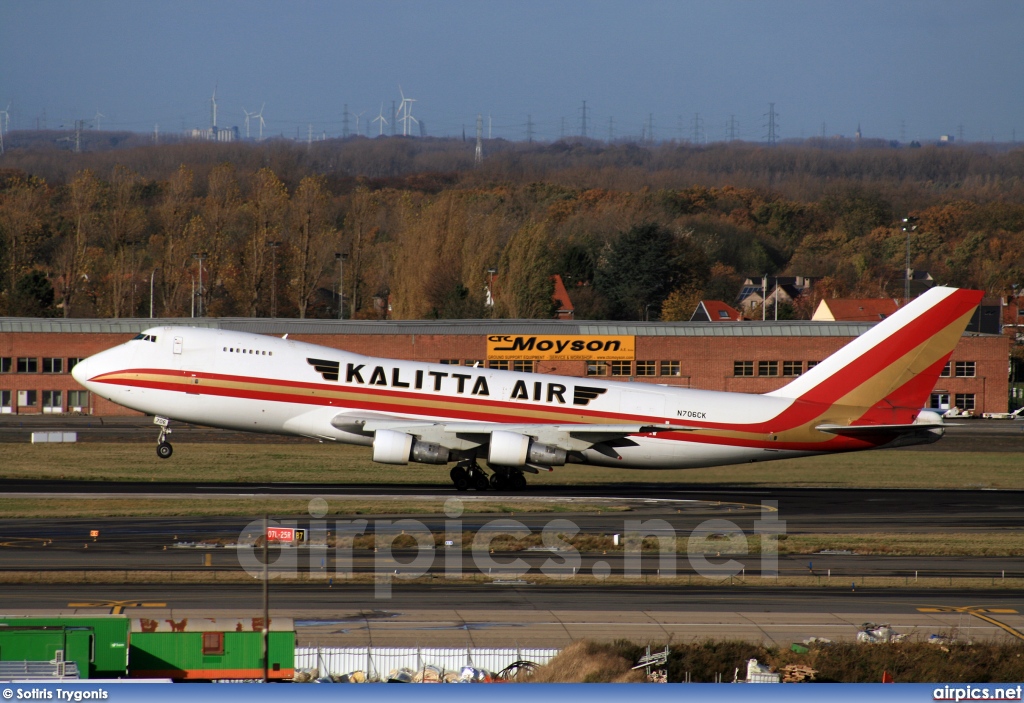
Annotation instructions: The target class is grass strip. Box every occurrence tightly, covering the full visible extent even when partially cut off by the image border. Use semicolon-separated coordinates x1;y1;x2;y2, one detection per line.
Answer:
3;443;1024;489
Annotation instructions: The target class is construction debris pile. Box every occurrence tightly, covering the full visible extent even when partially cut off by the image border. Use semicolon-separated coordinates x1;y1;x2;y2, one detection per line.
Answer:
856;623;907;644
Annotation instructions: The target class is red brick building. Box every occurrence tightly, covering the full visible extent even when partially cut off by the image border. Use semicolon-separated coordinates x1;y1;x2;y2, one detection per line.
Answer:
0;317;1010;417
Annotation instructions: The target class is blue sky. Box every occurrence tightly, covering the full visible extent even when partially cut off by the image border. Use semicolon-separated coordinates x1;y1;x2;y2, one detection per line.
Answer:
2;0;1022;142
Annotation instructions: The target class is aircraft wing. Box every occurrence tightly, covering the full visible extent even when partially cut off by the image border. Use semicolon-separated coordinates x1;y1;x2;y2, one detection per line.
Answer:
331;412;698;451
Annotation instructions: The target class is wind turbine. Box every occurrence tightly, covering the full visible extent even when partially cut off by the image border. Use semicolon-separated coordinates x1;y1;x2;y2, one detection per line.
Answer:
94;110;104;131
354;110;365;136
210;86;218;132
396;85;418;136
254;104;265;141
242;107;255;139
372;102;388;136
0;104;7;155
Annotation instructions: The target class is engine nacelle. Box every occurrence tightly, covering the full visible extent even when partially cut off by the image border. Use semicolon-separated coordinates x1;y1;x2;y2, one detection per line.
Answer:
488;430;567;467
372;429;413;464
372;429;451;465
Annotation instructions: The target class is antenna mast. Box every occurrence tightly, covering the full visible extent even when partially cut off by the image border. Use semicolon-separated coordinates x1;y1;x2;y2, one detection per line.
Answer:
526;114;534;143
342;104;350;138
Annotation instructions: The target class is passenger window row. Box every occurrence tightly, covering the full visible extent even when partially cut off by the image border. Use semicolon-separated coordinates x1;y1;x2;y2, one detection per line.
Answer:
223;347;272;356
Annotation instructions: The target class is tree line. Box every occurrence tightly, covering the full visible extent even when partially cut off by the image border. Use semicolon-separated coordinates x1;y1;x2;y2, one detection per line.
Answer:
1;137;1023;321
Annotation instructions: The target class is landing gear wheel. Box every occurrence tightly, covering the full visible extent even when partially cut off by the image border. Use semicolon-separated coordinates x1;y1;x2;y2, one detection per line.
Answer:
470;469;490;491
489;473;508;491
156;442;173;459
450;466;470;491
510;472;527;491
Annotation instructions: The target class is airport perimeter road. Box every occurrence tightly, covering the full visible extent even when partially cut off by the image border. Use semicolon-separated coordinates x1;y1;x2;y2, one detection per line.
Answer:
3;583;1024;647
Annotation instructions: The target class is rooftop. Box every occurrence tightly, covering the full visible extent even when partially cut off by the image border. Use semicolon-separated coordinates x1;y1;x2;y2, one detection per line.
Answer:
0;317;998;338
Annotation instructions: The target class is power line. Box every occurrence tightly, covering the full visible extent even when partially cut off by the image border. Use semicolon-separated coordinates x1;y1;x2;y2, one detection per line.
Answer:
764;102;778;145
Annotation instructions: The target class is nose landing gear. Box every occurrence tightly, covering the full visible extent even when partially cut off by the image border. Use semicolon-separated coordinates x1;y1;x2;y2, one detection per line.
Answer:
154;416;173;459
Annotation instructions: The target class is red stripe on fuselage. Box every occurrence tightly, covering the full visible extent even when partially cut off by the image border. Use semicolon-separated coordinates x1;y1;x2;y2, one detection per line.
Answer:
90;368;884;451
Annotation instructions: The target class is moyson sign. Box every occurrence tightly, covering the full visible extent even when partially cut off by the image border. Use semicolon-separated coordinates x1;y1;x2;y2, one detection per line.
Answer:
486;335;636;361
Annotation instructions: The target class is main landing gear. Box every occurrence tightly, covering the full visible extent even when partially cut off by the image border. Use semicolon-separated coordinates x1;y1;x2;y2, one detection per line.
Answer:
449;462;527;491
154;416;173;459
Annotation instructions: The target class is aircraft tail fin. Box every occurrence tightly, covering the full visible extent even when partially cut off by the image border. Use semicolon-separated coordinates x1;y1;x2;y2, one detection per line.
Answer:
767;287;984;424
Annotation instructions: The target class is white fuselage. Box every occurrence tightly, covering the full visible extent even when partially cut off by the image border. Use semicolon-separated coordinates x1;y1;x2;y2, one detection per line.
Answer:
73;326;822;470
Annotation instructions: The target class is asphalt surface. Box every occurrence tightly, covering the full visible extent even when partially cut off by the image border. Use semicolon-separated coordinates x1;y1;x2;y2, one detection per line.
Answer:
2;416;1022;644
2;582;1022;614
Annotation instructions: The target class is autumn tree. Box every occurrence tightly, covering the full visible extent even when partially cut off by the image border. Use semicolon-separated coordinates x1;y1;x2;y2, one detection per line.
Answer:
237;168;288;316
494;222;556;319
286;175;336;318
56;170;101;317
103;165;148;317
201;163;242;316
153;165;196;316
0;175;49;314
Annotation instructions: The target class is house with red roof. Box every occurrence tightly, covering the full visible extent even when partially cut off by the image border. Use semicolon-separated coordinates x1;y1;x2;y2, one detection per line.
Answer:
812;298;900;322
690;300;744;322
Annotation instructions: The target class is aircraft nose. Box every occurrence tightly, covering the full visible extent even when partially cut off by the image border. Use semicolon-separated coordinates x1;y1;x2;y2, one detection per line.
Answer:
71;354;97;387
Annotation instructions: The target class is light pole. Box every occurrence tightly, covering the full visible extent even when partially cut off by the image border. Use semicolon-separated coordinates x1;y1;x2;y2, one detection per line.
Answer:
149;268;160;319
901;217;918;303
486;267;497;308
268;242;281;317
191;252;208;317
335;252;347;319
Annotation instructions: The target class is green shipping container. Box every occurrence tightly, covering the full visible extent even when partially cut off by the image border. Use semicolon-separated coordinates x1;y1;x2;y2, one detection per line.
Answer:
0;616;130;679
129;617;294;681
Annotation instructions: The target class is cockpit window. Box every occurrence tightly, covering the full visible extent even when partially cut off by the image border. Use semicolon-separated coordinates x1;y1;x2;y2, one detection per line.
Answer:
133;333;158;342
132;333;146;340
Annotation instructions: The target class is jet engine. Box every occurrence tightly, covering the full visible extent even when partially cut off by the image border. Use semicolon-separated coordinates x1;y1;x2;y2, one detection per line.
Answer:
488;430;567;467
372;429;450;465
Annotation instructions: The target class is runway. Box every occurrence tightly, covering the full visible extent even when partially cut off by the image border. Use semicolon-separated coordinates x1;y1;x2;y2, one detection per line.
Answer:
2;416;1023;646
